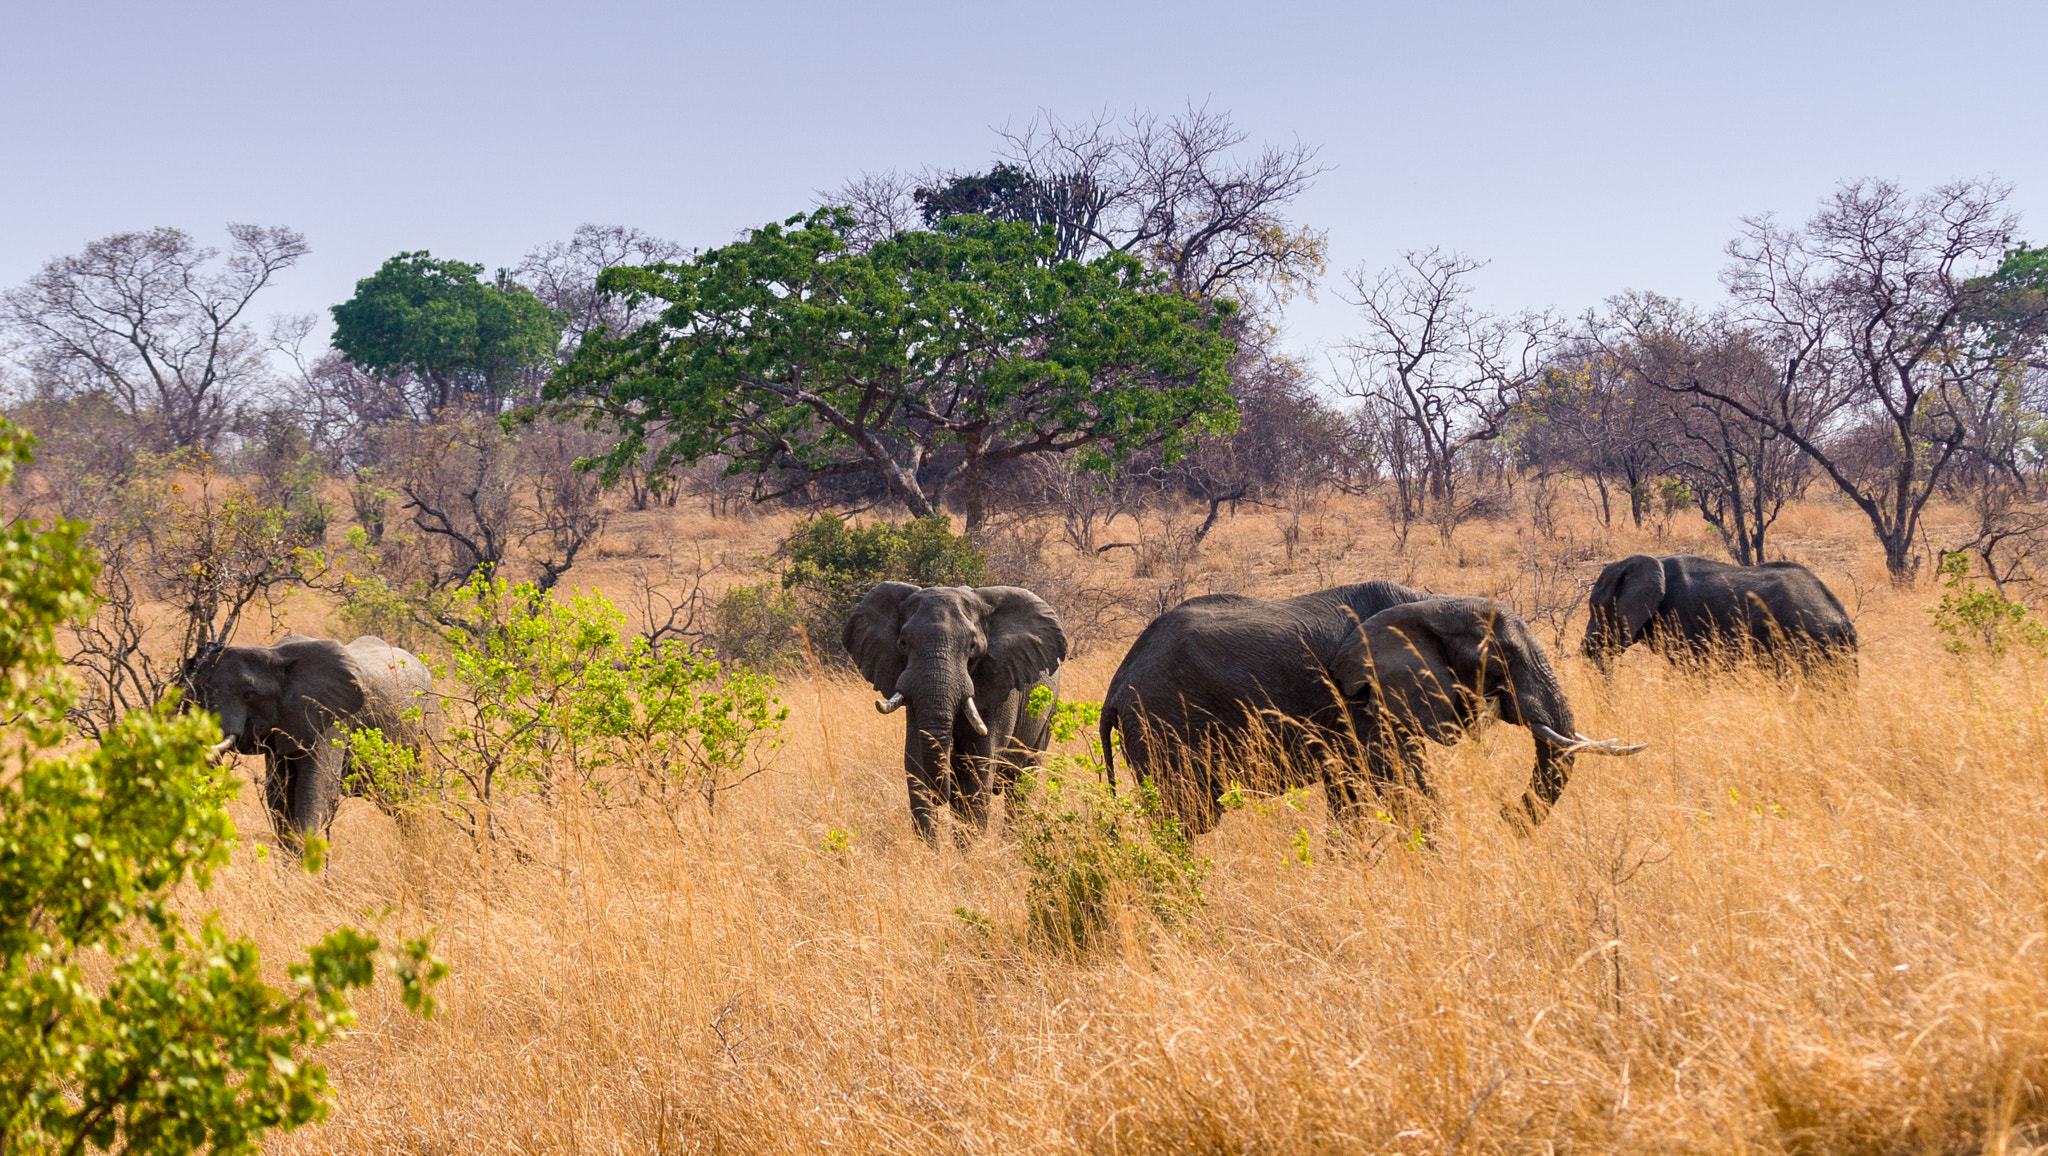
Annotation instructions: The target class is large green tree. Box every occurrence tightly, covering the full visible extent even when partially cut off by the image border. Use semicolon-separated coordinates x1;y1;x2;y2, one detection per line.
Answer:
330;252;558;415
548;209;1237;529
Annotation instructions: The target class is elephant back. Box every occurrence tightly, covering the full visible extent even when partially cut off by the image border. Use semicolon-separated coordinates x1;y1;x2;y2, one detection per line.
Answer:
341;636;438;743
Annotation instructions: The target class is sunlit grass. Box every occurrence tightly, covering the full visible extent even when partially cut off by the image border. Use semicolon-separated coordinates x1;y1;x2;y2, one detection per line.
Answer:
188;496;2048;1153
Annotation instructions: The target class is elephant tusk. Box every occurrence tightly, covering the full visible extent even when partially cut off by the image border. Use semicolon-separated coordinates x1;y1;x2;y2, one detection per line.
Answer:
1531;723;1648;756
207;737;237;765
963;697;989;736
876;691;905;714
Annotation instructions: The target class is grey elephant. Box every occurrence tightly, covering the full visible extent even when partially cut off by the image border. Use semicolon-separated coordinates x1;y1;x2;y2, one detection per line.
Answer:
186;634;436;848
1102;585;1641;834
844;582;1068;846
1583;554;1857;673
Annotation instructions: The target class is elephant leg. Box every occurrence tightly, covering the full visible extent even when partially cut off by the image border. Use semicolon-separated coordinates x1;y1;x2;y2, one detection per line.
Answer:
903;723;951;848
1362;734;1428;831
288;727;346;846
1322;770;1369;826
262;752;293;843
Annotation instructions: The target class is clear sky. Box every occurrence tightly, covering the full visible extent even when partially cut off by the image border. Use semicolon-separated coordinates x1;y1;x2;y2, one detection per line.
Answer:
3;0;2042;365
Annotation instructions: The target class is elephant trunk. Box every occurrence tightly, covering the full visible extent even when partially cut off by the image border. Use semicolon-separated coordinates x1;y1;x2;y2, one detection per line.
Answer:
1513;661;1578;829
902;666;980;842
215;701;260;756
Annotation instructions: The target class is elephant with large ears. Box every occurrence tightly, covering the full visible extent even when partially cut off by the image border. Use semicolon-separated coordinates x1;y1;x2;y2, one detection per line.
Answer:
1102;585;1641;835
185;634;436;850
845;582;1068;846
1332;596;1643;831
1583;554;1857;675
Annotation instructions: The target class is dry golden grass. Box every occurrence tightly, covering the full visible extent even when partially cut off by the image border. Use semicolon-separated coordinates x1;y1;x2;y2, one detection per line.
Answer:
198;494;2048;1154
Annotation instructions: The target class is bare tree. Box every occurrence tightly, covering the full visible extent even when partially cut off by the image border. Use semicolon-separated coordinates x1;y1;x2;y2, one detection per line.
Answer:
993;104;1329;304
1651;320;1816;564
1639;179;2024;582
1517;341;1680;528
0;225;307;452
1340;249;1557;537
515;224;688;358
824;105;1328;306
817;170;931;253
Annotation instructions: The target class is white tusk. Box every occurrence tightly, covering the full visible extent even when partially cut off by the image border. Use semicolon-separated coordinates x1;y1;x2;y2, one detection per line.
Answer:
963;697;989;736
875;692;905;715
207;737;237;765
1531;723;1647;756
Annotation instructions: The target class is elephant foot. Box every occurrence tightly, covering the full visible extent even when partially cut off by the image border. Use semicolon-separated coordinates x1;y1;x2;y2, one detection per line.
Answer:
1501;791;1551;836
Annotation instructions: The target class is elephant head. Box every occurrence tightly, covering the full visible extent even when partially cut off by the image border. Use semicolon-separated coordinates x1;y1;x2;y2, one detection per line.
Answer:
844;582;1067;841
184;635;366;759
1583;554;1666;670
1330;597;1641;829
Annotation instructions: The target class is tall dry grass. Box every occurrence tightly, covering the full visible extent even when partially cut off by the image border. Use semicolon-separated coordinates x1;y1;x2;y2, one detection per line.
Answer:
193;495;2048;1153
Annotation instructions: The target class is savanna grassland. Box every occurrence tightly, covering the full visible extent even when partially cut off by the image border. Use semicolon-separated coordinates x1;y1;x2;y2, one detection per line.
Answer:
207;491;2048;1155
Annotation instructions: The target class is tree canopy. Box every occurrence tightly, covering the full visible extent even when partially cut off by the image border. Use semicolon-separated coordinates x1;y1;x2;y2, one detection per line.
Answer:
330;252;558;415
547;209;1238;528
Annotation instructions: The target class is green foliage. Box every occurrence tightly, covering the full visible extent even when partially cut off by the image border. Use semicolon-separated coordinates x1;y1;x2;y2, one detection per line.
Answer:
548;209;1237;524
1929;551;2048;659
820;828;856;855
784;512;988;598
1028;684;1100;744
330;252;558;411
360;572;788;842
333;573;443;655
0;418;443;1154
778;512;988;663
1010;711;1207;950
712;581;807;673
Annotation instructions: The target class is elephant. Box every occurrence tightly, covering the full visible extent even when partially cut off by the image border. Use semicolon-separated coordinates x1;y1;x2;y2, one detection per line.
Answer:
1101;585;1642;834
844;582;1068;846
1582;554;1857;674
185;634;436;848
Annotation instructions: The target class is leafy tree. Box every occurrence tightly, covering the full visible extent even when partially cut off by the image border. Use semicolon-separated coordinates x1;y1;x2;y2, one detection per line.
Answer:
349;572;788;844
550;210;1237;530
330;252;559;415
0;417;443;1154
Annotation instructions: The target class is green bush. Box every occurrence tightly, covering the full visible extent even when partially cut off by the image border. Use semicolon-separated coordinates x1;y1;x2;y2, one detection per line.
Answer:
350;573;789;845
777;512;988;665
713;581;807;673
334;572;443;654
1930;551;2048;658
1011;697;1207;951
0;417;443;1155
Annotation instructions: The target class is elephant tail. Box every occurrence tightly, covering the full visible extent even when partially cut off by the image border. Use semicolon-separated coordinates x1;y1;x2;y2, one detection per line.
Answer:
1099;703;1118;794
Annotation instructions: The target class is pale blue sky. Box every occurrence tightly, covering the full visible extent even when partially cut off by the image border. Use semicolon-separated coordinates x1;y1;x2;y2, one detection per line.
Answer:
3;0;2042;362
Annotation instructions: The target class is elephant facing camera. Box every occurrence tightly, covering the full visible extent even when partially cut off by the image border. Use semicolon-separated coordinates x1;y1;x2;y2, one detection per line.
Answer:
844;582;1068;847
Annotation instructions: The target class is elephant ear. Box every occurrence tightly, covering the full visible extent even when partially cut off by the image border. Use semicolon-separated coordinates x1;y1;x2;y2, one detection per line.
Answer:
275;637;368;730
1347;597;1505;699
1329;618;1377;698
843;581;919;694
1599;555;1667;644
975;586;1068;689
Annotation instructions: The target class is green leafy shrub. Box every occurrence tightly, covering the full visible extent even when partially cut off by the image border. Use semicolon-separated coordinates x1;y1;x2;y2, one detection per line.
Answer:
351;572;788;846
1009;699;1206;951
1929;551;2048;658
713;581;807;673
0;418;443;1155
778;512;988;664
